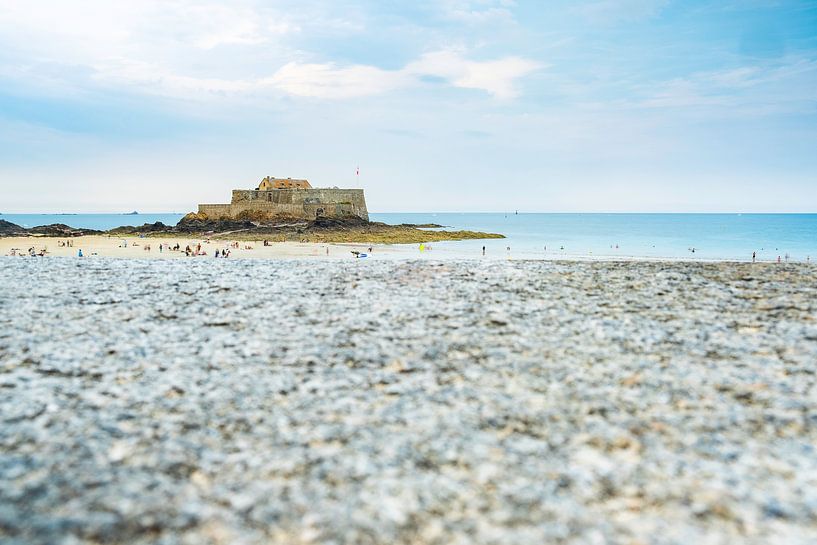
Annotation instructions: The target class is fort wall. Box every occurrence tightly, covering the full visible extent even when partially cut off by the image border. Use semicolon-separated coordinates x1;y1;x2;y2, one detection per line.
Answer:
198;188;368;221
197;204;232;218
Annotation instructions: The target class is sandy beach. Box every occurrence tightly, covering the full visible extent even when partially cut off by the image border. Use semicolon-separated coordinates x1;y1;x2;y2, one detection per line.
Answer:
0;235;400;260
4;235;810;262
1;258;816;544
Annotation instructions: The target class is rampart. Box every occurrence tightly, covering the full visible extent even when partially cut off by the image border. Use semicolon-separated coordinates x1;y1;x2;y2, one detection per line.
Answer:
198;187;368;221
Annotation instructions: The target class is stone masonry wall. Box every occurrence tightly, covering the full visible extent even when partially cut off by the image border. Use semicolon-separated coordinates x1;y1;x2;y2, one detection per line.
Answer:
198;188;368;221
196;204;232;218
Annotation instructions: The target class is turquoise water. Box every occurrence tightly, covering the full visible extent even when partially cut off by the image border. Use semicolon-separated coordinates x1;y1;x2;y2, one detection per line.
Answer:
368;213;817;262
3;213;816;261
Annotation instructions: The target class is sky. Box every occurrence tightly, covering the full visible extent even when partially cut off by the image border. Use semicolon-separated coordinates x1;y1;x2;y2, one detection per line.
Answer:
1;0;816;213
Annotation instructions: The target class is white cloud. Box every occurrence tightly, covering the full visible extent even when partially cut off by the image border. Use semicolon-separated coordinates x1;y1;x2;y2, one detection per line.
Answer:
439;0;517;24
408;50;540;99
92;58;255;96
634;58;817;113
93;51;539;100
0;0;296;56
262;50;540;100
264;62;406;99
275;52;539;99
170;3;296;50
0;0;537;101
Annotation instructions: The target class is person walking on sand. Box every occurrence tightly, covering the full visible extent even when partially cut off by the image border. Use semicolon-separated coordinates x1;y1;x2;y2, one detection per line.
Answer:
482;246;486;256
752;251;756;263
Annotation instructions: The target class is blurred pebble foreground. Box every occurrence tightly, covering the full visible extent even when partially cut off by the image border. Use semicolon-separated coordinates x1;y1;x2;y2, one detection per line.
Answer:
1;258;816;545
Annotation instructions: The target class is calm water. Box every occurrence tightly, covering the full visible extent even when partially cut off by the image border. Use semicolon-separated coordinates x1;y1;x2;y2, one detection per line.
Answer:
3;212;816;261
372;213;817;261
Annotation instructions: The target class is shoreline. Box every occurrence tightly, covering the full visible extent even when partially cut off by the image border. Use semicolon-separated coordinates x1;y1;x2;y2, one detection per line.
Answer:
0;216;506;245
0;235;812;263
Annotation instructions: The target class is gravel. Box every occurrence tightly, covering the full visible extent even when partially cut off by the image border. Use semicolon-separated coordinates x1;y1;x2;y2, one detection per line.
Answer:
1;258;816;545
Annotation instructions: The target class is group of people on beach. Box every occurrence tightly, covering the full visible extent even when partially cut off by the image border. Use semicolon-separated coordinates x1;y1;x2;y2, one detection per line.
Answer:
751;251;810;263
113;239;250;257
183;244;203;257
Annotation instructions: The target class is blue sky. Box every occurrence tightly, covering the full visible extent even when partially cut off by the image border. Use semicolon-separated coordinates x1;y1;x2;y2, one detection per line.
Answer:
1;0;816;212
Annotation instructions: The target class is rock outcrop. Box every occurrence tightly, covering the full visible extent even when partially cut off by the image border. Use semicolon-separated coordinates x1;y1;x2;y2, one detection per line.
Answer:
0;221;100;237
0;220;27;236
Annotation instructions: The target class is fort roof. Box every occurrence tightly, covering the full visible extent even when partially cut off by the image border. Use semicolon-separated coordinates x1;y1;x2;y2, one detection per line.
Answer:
257;177;312;190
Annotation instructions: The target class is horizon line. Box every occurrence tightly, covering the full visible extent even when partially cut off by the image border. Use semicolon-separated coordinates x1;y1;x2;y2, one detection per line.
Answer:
3;211;817;216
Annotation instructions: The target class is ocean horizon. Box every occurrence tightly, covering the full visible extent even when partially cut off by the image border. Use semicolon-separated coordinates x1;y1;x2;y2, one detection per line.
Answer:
2;212;816;261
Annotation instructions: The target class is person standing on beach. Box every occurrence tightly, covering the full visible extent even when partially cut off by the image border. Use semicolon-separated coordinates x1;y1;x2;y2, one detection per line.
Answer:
482;246;486;256
752;251;756;263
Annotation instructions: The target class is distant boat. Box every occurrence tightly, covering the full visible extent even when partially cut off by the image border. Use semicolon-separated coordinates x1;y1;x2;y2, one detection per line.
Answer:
124;211;139;215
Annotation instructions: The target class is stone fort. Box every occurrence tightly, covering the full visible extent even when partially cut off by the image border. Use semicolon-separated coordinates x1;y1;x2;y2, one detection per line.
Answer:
198;176;369;221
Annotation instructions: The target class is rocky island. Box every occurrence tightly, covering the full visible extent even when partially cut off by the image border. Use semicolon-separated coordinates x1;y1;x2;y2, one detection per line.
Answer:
0;176;503;244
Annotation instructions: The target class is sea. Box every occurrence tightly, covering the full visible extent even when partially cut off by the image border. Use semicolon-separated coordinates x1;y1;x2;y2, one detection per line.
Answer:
3;212;816;261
